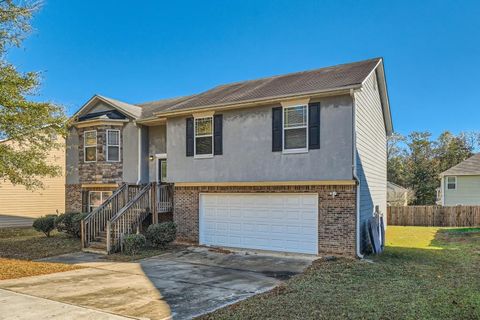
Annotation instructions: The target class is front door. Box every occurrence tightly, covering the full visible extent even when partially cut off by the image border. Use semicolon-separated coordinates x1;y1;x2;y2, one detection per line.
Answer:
158;159;167;184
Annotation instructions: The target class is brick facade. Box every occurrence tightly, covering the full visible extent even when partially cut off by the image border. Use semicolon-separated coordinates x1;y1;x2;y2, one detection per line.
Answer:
65;125;123;213
65;184;82;212
78;125;123;184
173;184;357;257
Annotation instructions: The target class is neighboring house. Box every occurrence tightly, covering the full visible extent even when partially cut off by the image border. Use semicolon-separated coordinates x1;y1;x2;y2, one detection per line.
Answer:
387;181;410;206
439;154;480;206
0;137;65;218
66;58;392;257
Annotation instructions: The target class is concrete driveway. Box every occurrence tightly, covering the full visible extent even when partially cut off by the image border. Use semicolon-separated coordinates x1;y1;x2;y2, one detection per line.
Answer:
0;247;314;319
0;215;34;228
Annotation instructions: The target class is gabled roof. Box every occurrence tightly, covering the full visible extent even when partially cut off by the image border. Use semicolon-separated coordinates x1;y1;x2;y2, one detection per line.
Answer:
441;154;480;176
72;95;142;120
387;181;409;192
149;58;381;114
72;58;391;132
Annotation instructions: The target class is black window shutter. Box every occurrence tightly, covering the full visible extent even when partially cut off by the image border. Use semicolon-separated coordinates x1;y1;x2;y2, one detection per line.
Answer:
214;114;223;155
186;117;194;157
308;102;320;149
272;107;282;152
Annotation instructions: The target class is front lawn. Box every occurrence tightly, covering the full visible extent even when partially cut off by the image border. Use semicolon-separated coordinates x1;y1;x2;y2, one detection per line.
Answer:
0;227;82;280
0;227;81;260
201;226;480;320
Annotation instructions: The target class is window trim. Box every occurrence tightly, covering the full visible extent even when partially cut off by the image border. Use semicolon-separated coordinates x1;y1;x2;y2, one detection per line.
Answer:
106;129;121;162
84;130;97;163
88;190;112;212
446;176;457;190
282;104;309;154
194;116;214;159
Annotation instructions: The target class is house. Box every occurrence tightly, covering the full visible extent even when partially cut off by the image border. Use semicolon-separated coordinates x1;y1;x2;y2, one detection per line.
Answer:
0;137;65;220
387;181;410;206
439;153;480;206
66;58;392;257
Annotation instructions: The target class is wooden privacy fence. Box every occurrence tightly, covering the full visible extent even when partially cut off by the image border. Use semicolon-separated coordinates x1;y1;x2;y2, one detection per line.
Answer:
387;206;480;227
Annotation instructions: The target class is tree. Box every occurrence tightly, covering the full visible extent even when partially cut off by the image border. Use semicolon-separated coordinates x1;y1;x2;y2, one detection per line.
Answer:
434;131;476;174
387;133;407;187
0;1;66;189
404;132;438;205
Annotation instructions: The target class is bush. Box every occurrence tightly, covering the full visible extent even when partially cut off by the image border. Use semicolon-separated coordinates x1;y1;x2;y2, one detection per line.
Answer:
146;222;177;248
123;234;146;256
33;215;57;237
55;212;88;238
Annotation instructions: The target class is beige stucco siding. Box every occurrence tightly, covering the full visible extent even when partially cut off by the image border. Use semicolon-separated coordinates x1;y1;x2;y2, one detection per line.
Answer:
443;175;480;205
355;70;387;250
0;139;65;218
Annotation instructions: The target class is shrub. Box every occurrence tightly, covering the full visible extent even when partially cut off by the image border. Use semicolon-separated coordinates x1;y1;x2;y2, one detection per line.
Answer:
33;215;57;237
123;234;146;256
146;222;177;248
55;212;88;238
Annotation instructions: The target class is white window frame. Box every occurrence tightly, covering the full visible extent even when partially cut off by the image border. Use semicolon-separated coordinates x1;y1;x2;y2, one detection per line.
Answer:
282;104;309;154
88;190;112;212
446;176;457;190
106;129;121;162
194;116;214;159
155;153;168;183
84;130;97;163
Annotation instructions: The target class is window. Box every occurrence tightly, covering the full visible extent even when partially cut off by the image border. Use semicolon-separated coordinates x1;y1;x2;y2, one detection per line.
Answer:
106;129;120;162
88;191;113;212
283;105;308;152
158;159;167;183
84;131;97;162
194;117;213;157
447;176;457;190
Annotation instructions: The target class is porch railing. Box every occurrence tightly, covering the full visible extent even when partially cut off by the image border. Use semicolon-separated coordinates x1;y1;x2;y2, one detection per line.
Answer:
152;183;174;214
107;183;153;253
81;183;142;249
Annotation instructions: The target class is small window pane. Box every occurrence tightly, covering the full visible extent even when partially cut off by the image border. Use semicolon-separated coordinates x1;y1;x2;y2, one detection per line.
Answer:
284;106;307;128
108;131;119;145
447;177;456;190
102;191;112;199
85;131;96;146
85;146;96;161
89;192;101;207
284;128;307;149
108;146;119;161
161;160;167;182
195;118;212;135
196;136;213;155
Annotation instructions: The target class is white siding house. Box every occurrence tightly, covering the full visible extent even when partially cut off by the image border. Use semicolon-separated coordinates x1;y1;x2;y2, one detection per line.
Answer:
440;154;480;205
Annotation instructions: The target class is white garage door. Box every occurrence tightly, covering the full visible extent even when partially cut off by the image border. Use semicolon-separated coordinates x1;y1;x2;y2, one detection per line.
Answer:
199;193;318;254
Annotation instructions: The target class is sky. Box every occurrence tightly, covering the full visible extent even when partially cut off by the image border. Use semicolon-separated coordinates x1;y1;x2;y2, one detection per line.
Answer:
6;0;480;137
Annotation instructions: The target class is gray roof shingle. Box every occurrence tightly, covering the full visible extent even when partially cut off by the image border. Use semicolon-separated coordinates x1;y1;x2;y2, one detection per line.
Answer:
441;154;480;176
135;57;381;116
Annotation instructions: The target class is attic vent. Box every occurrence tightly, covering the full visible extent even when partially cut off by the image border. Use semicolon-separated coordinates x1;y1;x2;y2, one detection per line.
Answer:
373;75;378;91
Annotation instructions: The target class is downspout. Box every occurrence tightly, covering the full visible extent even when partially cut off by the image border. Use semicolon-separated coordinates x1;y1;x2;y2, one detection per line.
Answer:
351;88;364;259
136;123;142;185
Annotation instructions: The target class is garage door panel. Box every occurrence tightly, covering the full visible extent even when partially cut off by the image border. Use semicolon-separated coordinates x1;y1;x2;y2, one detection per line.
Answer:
200;194;318;254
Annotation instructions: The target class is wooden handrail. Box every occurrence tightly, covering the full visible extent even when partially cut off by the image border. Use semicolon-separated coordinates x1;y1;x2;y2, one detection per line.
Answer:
81;183;142;249
107;184;152;253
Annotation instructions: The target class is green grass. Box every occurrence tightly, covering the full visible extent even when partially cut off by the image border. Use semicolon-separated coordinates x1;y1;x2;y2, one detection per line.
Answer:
201;226;480;320
0;227;81;260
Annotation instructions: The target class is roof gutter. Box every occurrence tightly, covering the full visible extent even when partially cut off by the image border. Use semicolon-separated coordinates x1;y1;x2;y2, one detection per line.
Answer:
152;85;361;118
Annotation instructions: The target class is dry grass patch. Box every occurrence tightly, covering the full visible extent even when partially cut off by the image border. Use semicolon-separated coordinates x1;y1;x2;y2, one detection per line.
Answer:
0;227;80;260
0;258;82;280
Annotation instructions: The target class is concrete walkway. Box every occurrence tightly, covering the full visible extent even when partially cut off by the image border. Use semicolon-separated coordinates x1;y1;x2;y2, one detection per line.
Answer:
0;289;131;320
0;215;34;228
0;247;315;319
